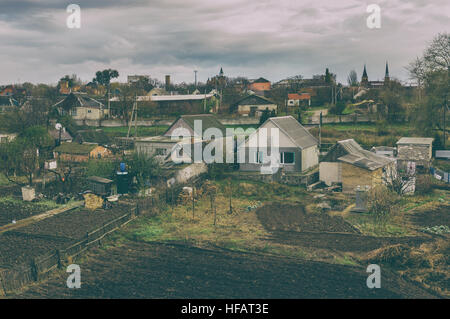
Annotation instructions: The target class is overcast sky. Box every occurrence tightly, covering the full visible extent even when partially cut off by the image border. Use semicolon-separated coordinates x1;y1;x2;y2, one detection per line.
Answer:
0;0;448;85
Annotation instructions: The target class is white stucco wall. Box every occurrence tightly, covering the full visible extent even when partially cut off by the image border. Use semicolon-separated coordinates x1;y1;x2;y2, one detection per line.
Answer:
301;145;319;171
319;162;341;186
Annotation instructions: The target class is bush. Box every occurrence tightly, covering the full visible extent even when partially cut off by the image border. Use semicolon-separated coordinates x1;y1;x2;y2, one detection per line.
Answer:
368;185;398;228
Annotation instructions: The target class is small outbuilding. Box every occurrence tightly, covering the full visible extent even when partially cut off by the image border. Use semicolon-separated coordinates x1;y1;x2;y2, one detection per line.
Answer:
87;176;117;197
320;139;396;193
233;95;277;117
396;137;434;168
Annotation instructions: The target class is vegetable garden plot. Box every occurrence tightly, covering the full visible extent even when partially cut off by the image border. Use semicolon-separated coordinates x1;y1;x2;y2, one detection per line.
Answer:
0;232;72;267
0;197;59;227
17;204;132;240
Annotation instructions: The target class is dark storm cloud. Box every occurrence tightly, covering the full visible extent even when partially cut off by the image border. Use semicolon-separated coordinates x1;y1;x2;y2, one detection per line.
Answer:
0;0;448;84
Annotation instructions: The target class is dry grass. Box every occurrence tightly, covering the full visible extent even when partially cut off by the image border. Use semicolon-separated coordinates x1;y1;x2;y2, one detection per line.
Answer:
364;239;449;297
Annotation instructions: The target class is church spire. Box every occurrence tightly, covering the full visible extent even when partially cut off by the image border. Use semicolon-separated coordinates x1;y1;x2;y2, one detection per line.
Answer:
384;61;390;84
361;64;368;87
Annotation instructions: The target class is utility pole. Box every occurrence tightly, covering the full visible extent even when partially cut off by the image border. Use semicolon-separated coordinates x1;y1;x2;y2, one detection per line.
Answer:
192;182;195;219
319;111;322;148
134;93;138;139
108;91;111;119
127;98;136;139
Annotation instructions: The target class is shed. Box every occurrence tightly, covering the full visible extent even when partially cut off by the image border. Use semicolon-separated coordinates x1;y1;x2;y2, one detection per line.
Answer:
396;137;434;168
320;139;396;192
87;176;117;197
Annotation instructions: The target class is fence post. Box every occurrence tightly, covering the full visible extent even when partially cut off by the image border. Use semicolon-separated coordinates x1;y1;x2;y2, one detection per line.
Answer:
0;272;7;296
30;258;38;282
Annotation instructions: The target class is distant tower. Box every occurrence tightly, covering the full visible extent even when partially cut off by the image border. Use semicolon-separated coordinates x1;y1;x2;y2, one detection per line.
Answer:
361;65;369;87
219;67;224;77
384;61;390;84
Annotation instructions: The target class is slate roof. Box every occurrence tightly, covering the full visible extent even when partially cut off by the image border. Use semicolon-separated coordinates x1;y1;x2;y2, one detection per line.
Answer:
48;129;73;141
235;94;276;106
396;137;434;145
251;77;270;83
334;139;395;171
54;93;104;109
264;116;318;149
164;114;228;137
87;176;114;184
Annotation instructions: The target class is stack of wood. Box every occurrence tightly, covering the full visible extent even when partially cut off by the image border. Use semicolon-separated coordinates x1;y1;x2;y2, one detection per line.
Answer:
83;193;104;210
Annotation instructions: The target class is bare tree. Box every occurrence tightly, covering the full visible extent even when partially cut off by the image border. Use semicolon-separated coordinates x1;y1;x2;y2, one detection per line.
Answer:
423;32;450;71
347;70;358;86
382;166;415;195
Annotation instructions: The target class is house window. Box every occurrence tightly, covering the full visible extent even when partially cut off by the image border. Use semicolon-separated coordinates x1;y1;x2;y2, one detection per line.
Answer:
155;148;167;156
280;152;295;164
256;151;264;164
71;108;77;116
88;109;92;113
251;151;264;163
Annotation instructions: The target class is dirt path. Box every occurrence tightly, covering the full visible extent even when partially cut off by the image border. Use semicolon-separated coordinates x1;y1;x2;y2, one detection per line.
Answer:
0;201;83;234
12;242;439;299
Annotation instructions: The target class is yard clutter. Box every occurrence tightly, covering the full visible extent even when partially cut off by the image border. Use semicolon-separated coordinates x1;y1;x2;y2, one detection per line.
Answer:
21;186;36;201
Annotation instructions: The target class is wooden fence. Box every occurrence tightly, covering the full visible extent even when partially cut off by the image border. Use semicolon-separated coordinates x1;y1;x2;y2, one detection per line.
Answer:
0;204;141;296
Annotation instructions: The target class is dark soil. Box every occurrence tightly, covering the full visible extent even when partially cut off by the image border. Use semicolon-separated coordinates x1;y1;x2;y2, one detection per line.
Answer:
409;205;450;227
0;232;72;266
17;204;132;240
0;198;57;227
256;203;359;233
267;231;429;252
13;242;438;299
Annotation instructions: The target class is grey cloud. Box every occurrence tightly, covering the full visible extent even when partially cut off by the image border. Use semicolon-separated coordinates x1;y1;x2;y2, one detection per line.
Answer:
0;0;448;84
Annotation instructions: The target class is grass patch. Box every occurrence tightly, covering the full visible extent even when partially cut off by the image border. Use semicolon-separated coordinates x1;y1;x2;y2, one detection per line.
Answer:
345;212;412;237
335;255;358;266
102;125;168;138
